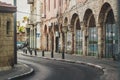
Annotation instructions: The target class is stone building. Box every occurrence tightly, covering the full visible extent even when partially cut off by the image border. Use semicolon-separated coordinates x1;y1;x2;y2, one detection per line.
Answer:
41;0;66;52
41;0;120;60
0;1;16;71
27;0;42;50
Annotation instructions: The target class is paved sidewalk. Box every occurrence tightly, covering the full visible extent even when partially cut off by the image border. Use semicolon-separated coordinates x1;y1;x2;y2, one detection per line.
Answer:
0;62;34;80
21;50;120;80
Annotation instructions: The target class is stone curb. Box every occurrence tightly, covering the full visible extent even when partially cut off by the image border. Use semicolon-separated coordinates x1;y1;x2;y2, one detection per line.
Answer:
21;53;107;79
7;64;34;80
39;56;106;80
41;56;105;70
21;53;105;72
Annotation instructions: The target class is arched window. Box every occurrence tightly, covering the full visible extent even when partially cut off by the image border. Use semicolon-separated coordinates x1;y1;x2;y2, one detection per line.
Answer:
6;21;10;35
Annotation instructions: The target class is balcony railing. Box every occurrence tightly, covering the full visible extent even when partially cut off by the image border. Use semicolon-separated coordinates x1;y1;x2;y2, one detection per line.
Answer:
27;0;34;4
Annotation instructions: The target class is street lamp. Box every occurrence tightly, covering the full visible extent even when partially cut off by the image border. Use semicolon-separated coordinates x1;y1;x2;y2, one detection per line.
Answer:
14;0;17;64
62;26;68;59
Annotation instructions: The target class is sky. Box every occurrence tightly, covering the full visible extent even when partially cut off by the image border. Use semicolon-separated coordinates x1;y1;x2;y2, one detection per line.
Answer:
1;0;30;21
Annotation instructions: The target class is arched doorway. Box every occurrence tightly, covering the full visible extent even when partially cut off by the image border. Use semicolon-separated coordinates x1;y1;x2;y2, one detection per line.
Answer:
75;17;83;55
54;23;59;52
71;13;82;54
83;9;98;56
98;3;118;58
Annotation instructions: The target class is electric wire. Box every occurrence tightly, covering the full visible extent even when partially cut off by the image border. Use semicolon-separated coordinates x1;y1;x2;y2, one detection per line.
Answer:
17;10;41;16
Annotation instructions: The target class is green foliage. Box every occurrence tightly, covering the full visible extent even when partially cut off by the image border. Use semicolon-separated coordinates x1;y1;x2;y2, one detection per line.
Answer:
18;26;25;32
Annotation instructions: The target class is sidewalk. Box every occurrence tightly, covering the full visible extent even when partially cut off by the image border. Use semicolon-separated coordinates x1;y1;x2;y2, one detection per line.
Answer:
0;62;34;80
22;50;120;80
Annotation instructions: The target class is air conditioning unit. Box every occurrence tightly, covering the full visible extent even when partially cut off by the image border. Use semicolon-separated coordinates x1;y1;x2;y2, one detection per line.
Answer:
27;0;34;4
41;13;46;18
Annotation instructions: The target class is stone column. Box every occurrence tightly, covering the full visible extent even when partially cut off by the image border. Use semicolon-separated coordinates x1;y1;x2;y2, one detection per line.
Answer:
81;22;87;56
54;33;56;52
74;28;76;54
65;32;67;53
61;32;64;53
97;23;104;58
59;32;63;52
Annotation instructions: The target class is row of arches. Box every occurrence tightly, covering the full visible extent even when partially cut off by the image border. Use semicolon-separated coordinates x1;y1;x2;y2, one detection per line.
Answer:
42;2;118;58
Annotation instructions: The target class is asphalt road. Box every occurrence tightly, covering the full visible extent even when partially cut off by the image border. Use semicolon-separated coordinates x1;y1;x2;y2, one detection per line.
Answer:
18;53;103;80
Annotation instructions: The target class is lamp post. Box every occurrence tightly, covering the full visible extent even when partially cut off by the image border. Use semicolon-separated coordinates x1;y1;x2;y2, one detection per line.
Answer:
14;0;17;64
62;26;68;59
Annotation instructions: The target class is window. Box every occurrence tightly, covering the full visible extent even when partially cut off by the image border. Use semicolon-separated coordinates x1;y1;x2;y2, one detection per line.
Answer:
6;21;10;35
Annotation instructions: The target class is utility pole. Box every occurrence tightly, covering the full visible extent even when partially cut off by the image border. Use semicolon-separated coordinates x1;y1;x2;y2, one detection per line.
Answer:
14;0;17;64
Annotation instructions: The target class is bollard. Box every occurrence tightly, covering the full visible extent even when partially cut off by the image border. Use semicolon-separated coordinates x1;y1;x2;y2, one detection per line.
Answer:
62;50;65;59
34;49;37;56
30;49;32;55
42;50;44;57
24;49;27;54
51;50;54;58
25;49;27;54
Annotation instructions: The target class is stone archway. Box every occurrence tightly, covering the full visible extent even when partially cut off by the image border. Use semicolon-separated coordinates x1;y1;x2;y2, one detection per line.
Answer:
75;17;83;55
53;23;59;52
70;13;82;54
98;3;118;58
83;9;98;56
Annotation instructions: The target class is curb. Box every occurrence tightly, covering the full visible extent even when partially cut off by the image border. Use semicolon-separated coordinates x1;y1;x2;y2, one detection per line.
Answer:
44;57;104;70
7;64;34;80
21;53;105;71
40;56;106;80
21;53;107;79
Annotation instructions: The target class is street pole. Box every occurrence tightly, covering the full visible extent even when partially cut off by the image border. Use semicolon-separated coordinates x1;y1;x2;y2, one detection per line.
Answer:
51;36;54;58
14;0;17;64
62;33;65;59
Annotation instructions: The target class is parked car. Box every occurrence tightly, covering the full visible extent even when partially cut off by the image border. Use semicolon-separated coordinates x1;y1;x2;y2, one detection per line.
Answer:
17;42;24;50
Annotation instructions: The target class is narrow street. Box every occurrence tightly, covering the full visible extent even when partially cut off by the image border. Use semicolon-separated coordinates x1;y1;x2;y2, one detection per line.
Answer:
18;52;103;80
0;0;120;80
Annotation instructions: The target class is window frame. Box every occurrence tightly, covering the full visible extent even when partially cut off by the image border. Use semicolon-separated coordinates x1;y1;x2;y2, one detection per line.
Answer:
6;20;11;36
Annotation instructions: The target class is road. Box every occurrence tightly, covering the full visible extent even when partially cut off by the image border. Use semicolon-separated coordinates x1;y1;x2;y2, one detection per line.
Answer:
18;52;103;80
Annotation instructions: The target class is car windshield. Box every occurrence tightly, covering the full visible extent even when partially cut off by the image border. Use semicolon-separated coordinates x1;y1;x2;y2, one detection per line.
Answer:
17;42;24;44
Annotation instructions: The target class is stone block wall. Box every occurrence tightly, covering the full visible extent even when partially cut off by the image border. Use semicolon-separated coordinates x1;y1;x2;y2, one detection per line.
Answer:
0;13;14;71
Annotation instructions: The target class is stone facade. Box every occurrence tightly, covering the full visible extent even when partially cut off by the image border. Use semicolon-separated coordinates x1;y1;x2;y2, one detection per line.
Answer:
0;2;16;71
62;0;119;59
27;0;42;50
41;0;120;60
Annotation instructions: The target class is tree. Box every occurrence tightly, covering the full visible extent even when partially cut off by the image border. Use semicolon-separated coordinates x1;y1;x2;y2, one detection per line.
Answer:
18;26;25;32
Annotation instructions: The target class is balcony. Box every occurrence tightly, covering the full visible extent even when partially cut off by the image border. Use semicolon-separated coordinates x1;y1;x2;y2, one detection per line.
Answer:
27;0;34;4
